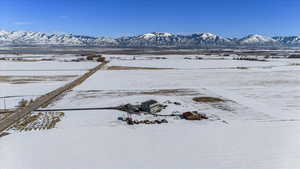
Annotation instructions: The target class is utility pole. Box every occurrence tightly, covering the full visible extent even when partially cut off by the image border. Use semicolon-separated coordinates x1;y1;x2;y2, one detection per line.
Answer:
3;97;6;112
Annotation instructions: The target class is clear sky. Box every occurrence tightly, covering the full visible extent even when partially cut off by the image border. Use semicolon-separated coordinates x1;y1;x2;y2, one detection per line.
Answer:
0;0;299;38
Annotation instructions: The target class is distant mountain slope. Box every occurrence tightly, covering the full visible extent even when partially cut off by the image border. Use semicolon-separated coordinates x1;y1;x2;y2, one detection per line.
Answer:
0;30;117;46
0;29;299;48
116;32;234;48
238;34;277;44
273;36;300;46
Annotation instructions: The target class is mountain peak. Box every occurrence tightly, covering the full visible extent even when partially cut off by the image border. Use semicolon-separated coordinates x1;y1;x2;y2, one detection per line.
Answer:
141;32;173;39
198;33;217;38
239;34;276;44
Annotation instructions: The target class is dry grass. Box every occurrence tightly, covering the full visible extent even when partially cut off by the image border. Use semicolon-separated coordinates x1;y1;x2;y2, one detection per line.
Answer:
0;112;13;121
193;97;225;103
236;66;249;69
11;59;40;62
289;63;300;66
0;109;14;114
140;89;193;95
0;109;15;121
0;75;77;84
0;132;10;138
9;112;65;132
107;66;172;70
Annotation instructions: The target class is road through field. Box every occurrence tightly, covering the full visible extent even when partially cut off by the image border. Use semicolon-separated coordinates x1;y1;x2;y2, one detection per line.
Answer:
0;61;109;133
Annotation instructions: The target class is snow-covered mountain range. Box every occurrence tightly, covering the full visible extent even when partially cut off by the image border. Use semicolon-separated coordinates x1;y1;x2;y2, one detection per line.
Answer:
1;29;299;48
0;30;117;47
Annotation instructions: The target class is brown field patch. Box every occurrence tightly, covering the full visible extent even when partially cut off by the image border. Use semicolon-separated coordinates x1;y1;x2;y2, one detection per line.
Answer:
0;110;14;121
289;63;300;66
139;89;193;95
0;132;10;138
107;66;172;70
0;75;77;84
193;97;225;103
236;66;249;69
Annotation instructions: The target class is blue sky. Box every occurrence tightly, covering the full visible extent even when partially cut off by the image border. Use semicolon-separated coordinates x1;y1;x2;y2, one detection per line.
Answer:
0;0;299;37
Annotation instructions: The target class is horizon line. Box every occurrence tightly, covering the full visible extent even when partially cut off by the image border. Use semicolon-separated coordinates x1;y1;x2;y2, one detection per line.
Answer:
1;28;299;39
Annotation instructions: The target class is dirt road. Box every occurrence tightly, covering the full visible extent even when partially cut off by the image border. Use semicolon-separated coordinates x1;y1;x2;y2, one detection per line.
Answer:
0;61;109;133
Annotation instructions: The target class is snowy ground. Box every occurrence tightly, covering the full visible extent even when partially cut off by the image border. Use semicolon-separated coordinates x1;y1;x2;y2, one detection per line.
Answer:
0;59;97;109
1;55;300;169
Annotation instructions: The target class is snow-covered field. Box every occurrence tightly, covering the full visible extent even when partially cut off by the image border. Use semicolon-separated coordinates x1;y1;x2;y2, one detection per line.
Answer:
1;55;300;169
0;59;97;109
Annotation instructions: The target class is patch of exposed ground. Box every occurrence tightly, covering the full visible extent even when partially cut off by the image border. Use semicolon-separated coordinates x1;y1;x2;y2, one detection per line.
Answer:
193;97;235;112
0;110;14;120
0;132;10;138
235;67;249;70
250;79;300;86
107;66;173;70
75;89;199;99
140;89;197;95
0;109;14;114
0;75;77;84
8;112;64;132
193;97;225;103
7;59;40;62
289;63;300;66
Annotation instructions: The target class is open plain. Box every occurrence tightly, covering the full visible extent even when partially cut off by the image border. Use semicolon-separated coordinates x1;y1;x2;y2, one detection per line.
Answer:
0;51;300;169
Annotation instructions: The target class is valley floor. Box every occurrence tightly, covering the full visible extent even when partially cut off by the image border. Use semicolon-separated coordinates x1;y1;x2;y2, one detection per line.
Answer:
0;54;300;169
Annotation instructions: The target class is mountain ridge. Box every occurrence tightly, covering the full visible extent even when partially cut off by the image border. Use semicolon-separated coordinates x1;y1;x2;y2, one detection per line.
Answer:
1;29;299;48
